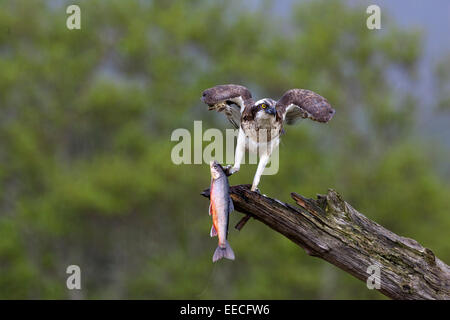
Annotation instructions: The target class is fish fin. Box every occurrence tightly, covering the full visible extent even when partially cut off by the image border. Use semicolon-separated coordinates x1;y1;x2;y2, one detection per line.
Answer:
210;225;217;237
209;203;212;216
212;241;235;262
229;198;234;213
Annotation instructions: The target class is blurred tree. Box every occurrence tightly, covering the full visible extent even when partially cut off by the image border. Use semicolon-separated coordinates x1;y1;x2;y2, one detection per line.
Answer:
436;54;450;110
0;0;448;299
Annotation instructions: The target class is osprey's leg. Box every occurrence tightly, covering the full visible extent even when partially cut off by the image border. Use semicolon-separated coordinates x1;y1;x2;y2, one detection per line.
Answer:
251;153;270;192
225;128;245;176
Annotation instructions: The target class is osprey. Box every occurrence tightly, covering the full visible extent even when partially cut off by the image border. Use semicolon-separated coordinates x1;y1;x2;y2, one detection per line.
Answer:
201;84;335;192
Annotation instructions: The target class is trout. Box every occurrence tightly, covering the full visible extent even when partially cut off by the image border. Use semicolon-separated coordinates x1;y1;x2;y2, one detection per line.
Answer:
209;160;235;262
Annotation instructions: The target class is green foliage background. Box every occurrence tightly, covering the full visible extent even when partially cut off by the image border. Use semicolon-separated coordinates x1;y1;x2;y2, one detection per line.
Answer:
0;0;449;299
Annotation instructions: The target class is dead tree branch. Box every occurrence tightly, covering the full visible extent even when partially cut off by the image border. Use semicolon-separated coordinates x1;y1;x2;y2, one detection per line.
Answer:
201;184;450;300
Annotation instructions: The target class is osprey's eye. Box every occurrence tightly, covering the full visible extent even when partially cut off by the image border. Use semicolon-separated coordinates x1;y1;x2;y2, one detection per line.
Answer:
261;104;266;109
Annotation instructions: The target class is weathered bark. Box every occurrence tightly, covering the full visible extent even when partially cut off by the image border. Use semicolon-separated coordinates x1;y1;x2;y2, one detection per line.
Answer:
201;184;450;300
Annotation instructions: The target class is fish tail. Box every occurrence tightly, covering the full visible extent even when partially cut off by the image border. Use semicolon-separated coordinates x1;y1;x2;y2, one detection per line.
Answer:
212;241;235;262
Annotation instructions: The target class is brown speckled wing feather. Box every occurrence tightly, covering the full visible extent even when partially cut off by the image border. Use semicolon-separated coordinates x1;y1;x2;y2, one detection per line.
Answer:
276;89;335;124
201;84;254;128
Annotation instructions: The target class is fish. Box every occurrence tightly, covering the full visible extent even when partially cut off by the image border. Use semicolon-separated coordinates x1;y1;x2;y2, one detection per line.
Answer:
209;160;235;262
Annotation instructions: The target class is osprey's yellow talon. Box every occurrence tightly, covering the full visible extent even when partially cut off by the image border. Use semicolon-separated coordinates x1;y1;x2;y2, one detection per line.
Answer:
224;165;239;176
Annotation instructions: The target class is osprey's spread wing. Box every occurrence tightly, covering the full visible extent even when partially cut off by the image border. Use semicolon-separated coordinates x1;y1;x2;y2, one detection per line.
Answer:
276;89;335;125
201;84;253;129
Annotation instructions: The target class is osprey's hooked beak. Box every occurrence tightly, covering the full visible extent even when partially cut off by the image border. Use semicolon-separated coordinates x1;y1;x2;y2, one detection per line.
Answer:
265;106;276;116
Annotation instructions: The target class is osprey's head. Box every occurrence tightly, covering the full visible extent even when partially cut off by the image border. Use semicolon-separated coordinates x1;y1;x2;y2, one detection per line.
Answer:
254;99;277;118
